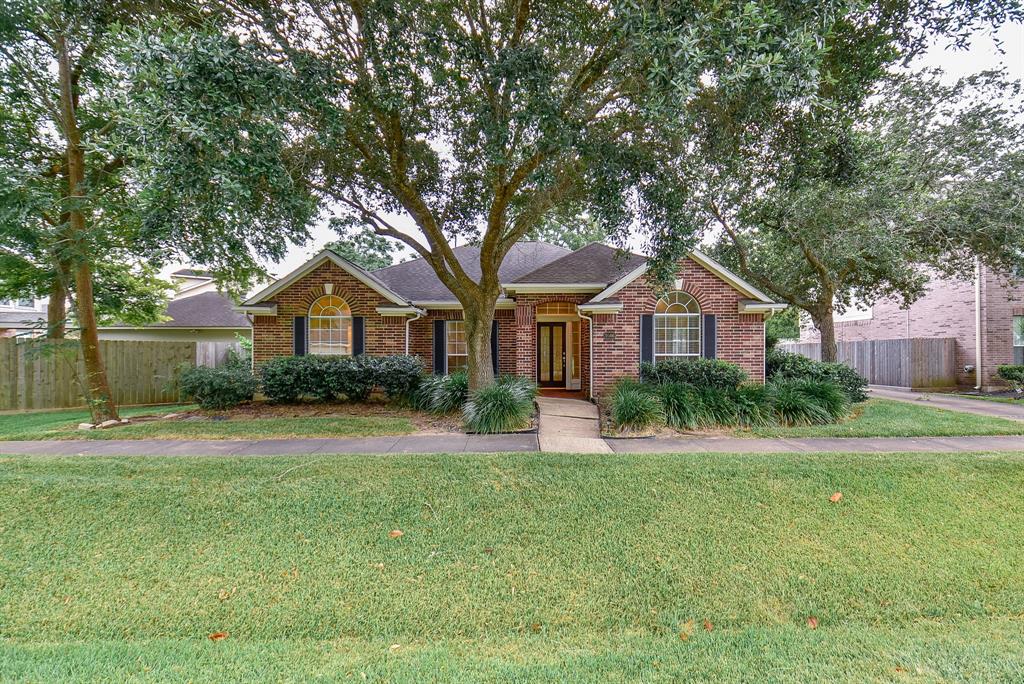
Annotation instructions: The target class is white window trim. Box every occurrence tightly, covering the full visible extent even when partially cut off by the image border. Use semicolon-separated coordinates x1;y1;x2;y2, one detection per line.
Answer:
446;320;468;373
654;292;702;362
308;295;353;356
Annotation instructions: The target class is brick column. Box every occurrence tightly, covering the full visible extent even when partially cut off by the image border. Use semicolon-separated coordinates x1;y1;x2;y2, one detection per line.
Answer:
515;303;535;379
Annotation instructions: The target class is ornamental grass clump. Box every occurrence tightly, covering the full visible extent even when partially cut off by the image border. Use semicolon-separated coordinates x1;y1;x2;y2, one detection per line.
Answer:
610;380;665;432
414;370;469;414
766;378;833;426
463;376;538;433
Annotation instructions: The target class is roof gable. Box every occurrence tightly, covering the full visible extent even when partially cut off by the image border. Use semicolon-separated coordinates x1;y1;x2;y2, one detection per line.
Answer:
243;250;411;307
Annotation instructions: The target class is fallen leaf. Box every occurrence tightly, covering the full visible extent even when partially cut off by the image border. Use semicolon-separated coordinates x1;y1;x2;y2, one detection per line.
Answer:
678;631;689;641
530;623;542;633
703;620;713;632
807;616;819;630
829;492;843;503
208;631;229;641
388;529;404;539
484;547;494;555
389;643;401;651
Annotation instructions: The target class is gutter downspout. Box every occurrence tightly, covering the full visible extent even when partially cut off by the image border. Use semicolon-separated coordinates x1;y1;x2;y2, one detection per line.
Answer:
975;257;983;390
405;310;424;355
578;311;595;400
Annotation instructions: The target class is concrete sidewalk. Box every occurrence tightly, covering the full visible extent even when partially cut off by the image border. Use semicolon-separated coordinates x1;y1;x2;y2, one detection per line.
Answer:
0;433;539;456
871;387;1024;422
3;433;1024;456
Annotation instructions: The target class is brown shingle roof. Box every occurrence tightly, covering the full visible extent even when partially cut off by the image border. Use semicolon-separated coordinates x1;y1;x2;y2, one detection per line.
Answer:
372;241;572;302
512;242;647;285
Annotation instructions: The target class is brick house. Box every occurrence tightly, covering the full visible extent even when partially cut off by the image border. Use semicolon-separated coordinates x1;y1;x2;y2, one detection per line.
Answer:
238;241;786;397
799;263;1024;390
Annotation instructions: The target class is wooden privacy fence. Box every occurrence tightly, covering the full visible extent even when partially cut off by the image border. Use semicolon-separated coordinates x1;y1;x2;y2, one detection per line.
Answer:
0;338;243;411
778;337;957;389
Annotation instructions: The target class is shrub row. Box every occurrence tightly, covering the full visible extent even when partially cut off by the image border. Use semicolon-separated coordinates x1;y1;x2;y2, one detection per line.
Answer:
178;354;424;409
997;365;1024;392
640;358;748;391
766;348;868;403
609;377;851;433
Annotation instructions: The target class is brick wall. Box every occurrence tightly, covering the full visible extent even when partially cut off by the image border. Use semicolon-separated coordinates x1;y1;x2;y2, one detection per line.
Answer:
588;258;765;397
252;260;402;363
408;308;517;375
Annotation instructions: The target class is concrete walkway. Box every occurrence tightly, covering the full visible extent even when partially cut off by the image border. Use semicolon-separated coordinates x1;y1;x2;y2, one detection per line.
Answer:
871;387;1024;422
535;396;612;454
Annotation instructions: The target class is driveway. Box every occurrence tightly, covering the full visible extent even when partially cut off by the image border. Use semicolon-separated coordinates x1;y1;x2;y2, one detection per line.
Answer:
870;387;1024;422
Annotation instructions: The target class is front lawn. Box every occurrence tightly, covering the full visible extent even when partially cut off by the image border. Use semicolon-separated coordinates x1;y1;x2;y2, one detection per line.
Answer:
0;402;447;441
2;452;1023;681
744;398;1024;438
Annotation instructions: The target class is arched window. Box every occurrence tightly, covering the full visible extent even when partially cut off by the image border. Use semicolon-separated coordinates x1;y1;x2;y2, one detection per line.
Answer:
308;295;352;355
654;292;700;361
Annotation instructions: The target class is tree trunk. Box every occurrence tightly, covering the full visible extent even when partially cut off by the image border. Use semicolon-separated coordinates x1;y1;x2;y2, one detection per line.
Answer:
812;309;838;363
462;296;497;391
47;269;67;339
57;34;118;422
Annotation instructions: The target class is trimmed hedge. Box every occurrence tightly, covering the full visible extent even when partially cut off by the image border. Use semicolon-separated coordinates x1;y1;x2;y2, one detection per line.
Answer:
258;354;423;404
179;365;258;410
640;358;748;391
766;348;868;403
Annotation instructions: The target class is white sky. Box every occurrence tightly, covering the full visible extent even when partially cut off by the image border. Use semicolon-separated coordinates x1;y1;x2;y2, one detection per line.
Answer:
161;21;1024;286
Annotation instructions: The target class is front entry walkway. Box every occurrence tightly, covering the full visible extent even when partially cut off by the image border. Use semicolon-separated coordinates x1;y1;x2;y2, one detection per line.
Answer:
871;387;1024;422
535;396;612;454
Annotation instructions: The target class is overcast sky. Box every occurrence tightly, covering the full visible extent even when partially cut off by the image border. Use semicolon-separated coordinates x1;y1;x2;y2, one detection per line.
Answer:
164;20;1024;284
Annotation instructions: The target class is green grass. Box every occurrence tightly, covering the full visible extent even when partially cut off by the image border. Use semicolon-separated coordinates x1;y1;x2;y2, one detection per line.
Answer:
745;398;1024;438
953;392;1024;405
2;451;1024;681
0;405;415;441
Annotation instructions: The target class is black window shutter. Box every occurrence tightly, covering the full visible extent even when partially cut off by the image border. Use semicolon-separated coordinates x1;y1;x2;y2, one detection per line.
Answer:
293;316;307;356
702;314;717;359
491;319;499;376
640;314;654;367
433;319;447;375
352;316;365;355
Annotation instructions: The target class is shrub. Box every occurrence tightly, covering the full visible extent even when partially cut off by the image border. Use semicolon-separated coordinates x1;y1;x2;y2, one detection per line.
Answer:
733;384;776;428
258;356;308;403
463;376;538;433
655;382;701;430
997;365;1024;393
766;348;868;403
178;365;257;410
326;356;376;402
374;355;424;402
693;386;738;427
414;370;469;414
766;378;832;426
640;358;747;391
610;380;665;431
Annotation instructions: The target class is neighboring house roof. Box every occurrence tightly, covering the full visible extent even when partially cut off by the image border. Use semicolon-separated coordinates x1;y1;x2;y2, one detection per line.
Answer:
171;268;214;279
0;310;46;331
511;242;647;285
372;241;572;303
103;292;249;329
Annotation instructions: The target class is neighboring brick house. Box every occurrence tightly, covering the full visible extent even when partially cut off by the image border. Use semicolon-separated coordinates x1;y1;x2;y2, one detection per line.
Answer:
238;241;786;397
799;264;1024;390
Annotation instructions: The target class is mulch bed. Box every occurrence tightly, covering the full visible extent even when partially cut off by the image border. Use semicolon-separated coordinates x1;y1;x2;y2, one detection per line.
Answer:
132;400;464;434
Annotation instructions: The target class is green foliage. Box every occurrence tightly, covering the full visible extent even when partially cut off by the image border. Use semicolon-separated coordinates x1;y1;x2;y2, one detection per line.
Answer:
463;376;538;434
733;384;776;428
374;355;424;403
996;365;1024;392
767;348;868;403
178;365;257;410
766;379;833;426
610;381;666;432
789;378;851;420
258;357;308;404
653;382;701;431
326;222;401;271
414;371;470;415
640;359;747;391
765;308;800;349
693;387;739;427
528;213;610;251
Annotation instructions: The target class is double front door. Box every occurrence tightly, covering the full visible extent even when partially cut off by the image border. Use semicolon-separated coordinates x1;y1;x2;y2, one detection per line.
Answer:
537;322;566;387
